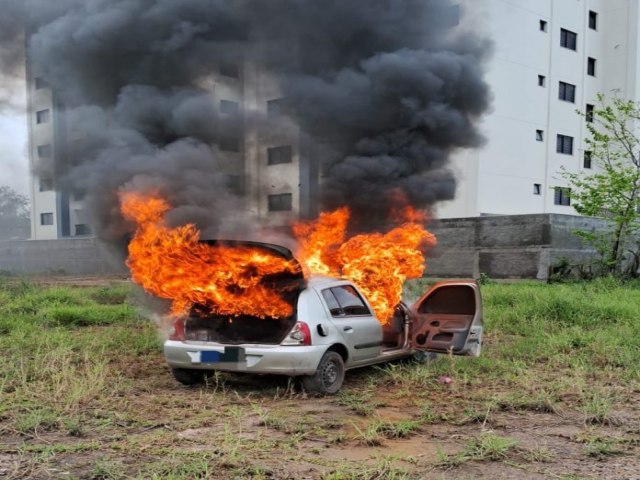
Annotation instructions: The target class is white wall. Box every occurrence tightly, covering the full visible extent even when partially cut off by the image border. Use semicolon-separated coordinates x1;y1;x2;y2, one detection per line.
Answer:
439;0;640;218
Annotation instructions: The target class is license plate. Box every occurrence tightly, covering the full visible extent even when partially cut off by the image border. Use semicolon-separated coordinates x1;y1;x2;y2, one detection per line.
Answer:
199;347;245;364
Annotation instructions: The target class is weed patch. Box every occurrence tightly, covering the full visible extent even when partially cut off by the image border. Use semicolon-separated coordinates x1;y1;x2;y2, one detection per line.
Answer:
436;432;518;468
1;277;640;479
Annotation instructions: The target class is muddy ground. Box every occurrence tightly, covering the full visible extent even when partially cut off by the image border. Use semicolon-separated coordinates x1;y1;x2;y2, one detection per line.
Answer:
1;276;639;479
1;352;639;480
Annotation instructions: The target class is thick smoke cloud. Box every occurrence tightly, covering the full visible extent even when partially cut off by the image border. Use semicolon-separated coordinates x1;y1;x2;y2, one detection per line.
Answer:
0;0;490;238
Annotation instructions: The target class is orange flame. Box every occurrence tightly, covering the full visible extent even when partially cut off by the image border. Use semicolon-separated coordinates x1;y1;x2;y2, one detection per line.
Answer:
120;191;301;318
121;192;435;325
293;206;436;324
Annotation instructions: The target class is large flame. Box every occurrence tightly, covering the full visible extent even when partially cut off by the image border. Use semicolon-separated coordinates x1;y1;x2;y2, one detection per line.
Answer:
121;192;435;325
293;206;436;324
120;191;301;318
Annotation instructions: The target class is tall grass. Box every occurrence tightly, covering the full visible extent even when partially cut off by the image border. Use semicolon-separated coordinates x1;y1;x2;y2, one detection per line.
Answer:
482;278;640;379
1;275;638;438
0;278;158;433
388;278;640;411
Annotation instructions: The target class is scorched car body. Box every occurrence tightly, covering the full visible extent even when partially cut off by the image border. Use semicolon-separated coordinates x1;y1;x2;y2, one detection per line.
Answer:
163;242;483;395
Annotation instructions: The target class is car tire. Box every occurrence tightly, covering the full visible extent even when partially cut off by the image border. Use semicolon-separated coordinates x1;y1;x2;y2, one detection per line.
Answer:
302;350;345;395
171;368;208;386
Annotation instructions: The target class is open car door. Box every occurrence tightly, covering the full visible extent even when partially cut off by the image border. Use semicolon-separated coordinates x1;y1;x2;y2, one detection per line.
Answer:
409;280;483;356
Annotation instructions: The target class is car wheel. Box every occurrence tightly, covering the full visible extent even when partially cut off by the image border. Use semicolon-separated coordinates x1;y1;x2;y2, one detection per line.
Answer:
302;350;345;395
171;368;208;386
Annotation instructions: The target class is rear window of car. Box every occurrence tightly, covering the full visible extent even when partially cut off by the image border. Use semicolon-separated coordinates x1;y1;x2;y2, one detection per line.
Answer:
322;285;371;316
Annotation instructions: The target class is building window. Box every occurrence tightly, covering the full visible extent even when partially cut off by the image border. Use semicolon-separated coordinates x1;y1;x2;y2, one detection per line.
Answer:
584;151;593;169
34;77;49;90
267;98;288;117
533;184;541;195
267;145;293;165
554;187;571;206
224;175;241;194
558;81;576;103
268;193;292;212
586;104;595;122
538;75;546;87
219;62;239;78
536;129;544;141
556;134;574;155
589;11;598;30
219;100;239;115
218;136;240;152
560;28;577;50
37;144;52;158
40;212;54;225
74;224;91;236
587;57;596;76
36;109;50;124
539;20;548;32
39;178;53;192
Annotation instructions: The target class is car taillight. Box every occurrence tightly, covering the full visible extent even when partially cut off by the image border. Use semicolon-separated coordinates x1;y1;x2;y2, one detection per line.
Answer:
168;317;185;341
282;321;312;346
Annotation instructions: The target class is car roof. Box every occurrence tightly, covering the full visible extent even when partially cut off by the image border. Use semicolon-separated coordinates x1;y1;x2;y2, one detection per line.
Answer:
306;275;351;289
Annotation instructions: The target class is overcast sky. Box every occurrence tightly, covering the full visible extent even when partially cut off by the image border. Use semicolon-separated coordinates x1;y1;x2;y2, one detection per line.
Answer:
0;77;28;195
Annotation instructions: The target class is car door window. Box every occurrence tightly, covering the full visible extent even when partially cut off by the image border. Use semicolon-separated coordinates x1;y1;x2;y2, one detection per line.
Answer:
321;289;343;316
324;285;371;316
417;286;476;314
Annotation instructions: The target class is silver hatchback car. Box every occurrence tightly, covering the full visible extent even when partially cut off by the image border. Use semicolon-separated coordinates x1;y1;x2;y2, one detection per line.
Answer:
164;242;483;394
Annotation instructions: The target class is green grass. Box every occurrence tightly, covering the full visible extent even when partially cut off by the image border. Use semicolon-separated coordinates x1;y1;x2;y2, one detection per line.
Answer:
436;432;518;467
1;276;639;478
405;277;640;387
0;278;158;437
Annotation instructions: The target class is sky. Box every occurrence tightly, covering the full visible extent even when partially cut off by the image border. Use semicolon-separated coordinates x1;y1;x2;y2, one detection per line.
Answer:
0;76;28;195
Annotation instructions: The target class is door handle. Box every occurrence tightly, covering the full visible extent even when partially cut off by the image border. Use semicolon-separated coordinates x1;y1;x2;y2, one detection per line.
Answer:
343;326;353;332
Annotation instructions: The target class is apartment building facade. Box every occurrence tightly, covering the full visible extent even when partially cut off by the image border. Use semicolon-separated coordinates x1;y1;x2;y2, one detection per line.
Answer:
27;0;640;238
438;0;640;217
26;61;308;239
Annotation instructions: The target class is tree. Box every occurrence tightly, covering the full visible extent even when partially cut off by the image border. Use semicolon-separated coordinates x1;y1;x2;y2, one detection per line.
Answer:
561;94;640;276
0;185;30;240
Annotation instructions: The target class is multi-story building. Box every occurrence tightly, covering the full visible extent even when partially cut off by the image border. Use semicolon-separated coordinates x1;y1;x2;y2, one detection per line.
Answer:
27;0;640;238
26;60;309;239
438;0;638;217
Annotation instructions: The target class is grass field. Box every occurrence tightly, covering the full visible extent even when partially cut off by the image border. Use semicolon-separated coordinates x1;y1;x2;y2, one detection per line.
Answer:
0;276;639;479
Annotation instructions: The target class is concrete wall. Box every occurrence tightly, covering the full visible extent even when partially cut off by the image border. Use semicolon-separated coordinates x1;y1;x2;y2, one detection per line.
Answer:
0;213;618;280
426;213;612;280
0;238;127;275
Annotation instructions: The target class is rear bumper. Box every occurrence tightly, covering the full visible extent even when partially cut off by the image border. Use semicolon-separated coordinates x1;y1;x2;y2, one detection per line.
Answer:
163;340;327;375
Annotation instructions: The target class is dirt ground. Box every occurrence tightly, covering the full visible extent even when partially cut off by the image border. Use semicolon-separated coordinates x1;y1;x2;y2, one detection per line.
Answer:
1;352;639;480
1;276;639;479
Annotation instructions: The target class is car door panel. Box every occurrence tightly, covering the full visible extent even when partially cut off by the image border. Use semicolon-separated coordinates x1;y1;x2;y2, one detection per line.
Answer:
319;285;382;361
410;281;483;356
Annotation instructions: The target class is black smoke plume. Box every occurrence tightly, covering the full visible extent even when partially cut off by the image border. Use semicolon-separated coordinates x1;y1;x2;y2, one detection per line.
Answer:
0;0;491;238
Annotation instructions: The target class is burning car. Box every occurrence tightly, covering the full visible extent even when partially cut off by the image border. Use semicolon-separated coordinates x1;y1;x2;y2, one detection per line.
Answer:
163;242;482;395
120;193;482;395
